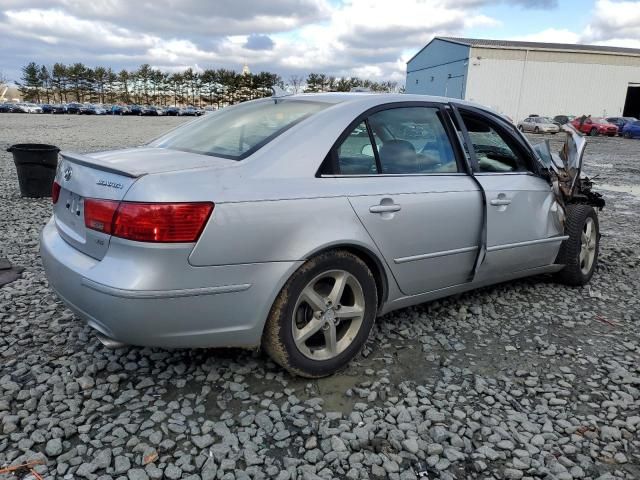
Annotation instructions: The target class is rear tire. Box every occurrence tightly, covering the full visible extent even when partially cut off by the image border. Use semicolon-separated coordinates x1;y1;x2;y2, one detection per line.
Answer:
262;250;377;378
518;125;524;132
624;131;631;139
555;205;600;286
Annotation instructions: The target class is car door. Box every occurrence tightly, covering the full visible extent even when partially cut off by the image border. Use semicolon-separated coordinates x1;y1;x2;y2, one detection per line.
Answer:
454;107;566;281
327;104;483;296
523;118;533;132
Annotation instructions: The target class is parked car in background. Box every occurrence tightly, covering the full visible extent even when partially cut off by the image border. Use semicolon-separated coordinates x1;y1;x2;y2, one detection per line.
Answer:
111;105;130;115
571;117;618;136
621;120;640;139
141;105;164;116
129;105;143;116
13;103;43;113
164;106;182;116
518;116;560;134
180;106;200;116
51;104;68;114
41;93;604;377
66;103;83;114
553;115;575;125
606;116;637;134
41;104;55;114
0;103;15;113
80;104;107;115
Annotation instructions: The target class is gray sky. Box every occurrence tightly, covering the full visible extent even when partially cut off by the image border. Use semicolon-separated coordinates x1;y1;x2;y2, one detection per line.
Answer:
1;0;638;84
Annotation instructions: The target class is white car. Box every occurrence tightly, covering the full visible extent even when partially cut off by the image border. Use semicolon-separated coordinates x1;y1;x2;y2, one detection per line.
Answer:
14;102;43;114
518;117;560;134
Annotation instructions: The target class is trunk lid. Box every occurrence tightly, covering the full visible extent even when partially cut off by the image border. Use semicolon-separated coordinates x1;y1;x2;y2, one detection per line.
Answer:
54;148;231;259
54;152;138;259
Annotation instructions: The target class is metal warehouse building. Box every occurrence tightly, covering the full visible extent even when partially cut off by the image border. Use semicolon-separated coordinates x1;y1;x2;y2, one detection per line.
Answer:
405;37;640;122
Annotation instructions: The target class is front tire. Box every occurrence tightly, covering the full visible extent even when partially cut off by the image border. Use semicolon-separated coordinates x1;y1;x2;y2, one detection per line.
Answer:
555;205;600;286
534;127;540;133
262;250;378;378
590;128;598;136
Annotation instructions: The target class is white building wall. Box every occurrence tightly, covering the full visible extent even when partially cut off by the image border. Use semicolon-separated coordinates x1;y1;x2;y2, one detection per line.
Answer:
464;47;640;122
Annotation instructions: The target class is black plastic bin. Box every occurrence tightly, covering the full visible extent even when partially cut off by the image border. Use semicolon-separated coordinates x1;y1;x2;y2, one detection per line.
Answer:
7;143;60;198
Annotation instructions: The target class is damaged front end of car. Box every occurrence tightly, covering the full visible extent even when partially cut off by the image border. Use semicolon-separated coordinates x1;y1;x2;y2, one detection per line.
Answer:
533;124;605;211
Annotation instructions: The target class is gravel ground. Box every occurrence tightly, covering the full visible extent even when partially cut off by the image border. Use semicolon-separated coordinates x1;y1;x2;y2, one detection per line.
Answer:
0;114;639;480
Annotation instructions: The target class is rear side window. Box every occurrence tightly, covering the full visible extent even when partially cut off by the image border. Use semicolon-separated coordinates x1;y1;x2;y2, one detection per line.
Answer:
152;99;329;160
333;106;458;175
336;122;379;175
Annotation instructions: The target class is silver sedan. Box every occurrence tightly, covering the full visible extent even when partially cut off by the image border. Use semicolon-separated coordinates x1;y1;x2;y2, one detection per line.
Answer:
518;116;560;134
41;93;603;377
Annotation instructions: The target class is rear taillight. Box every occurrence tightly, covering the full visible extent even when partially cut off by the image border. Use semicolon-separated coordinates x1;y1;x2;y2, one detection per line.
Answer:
84;200;213;243
52;181;61;204
84;199;119;234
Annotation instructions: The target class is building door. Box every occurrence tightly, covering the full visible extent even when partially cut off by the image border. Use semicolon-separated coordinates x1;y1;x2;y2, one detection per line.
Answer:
623;85;640;118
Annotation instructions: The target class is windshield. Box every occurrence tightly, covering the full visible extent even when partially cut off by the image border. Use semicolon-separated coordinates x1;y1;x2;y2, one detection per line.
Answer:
152;99;329;160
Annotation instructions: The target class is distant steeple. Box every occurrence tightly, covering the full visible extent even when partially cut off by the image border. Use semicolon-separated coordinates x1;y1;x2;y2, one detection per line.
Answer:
242;63;250;75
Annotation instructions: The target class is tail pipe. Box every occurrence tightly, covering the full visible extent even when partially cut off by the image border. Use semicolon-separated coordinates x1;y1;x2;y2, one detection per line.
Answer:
95;331;127;349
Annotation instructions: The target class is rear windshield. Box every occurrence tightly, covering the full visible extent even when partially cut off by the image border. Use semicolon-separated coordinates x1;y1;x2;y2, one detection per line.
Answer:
151;99;329;160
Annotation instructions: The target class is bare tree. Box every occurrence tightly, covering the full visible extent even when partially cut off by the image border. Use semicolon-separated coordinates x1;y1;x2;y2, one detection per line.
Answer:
288;75;303;94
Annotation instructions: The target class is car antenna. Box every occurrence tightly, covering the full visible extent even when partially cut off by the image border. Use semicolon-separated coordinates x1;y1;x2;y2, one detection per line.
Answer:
271;86;293;103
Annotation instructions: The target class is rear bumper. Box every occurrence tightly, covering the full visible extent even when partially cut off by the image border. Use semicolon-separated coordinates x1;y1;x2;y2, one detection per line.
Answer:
40;217;301;348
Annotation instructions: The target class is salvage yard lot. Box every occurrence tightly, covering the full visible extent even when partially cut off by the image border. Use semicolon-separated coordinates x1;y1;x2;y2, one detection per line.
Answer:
1;114;639;480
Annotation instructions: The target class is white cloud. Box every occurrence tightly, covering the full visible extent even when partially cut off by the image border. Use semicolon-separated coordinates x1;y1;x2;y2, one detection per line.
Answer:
510;1;640;50
583;0;640;42
513;28;581;44
1;0;639;85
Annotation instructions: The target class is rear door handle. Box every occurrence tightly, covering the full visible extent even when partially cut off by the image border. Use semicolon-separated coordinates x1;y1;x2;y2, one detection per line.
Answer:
490;199;511;206
369;204;401;213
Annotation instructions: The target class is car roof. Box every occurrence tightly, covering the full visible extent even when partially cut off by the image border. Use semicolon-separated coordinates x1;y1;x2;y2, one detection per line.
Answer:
271;92;509;120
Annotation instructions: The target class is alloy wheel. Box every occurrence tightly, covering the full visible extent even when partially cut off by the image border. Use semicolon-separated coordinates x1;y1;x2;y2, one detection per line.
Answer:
580;217;597;275
291;269;365;361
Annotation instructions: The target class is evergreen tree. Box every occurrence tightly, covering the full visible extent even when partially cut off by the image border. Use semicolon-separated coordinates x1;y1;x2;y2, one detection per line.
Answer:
18;62;42;102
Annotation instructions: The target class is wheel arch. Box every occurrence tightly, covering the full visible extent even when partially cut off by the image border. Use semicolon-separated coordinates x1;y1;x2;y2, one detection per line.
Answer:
303;242;390;312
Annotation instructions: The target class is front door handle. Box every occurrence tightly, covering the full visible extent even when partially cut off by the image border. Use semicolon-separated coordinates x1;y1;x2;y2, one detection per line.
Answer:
369;204;401;213
490;199;511;206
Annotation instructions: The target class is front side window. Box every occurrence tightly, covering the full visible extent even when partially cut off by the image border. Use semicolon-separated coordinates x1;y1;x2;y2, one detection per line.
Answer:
152;99;329;160
461;114;526;173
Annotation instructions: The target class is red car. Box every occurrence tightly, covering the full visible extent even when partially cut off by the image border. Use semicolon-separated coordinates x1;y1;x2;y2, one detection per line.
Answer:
571;117;618;136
